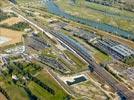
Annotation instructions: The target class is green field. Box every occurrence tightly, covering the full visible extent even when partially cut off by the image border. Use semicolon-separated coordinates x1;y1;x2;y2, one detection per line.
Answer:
0;61;68;100
0;82;29;100
28;70;68;100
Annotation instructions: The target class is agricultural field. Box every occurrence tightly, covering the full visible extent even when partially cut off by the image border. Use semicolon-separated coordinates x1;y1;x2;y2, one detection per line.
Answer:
29;70;69;100
0;0;10;7
0;11;31;48
0;28;23;47
0;17;23;26
0;59;69;100
0;82;29;100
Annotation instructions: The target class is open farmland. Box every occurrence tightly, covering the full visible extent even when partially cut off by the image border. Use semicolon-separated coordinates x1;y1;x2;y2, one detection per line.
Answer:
0;0;10;7
0;17;23;26
28;70;69;100
0;28;23;47
0;82;29;100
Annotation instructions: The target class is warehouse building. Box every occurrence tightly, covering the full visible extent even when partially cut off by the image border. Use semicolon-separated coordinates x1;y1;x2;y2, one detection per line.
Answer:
73;29;99;42
95;39;134;60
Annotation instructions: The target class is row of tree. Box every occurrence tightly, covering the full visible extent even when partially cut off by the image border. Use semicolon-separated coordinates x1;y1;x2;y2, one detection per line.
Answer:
0;87;11;100
23;87;38;100
12;62;55;95
27;73;55;95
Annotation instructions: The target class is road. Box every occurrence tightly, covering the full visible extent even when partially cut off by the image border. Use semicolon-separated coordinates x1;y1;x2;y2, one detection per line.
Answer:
10;7;134;100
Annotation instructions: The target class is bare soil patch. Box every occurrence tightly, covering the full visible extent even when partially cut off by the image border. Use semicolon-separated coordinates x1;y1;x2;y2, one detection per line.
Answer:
0;92;7;100
0;28;23;47
0;17;23;26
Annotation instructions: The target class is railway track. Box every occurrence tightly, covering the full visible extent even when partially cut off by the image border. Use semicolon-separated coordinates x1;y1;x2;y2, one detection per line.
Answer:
10;7;134;100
